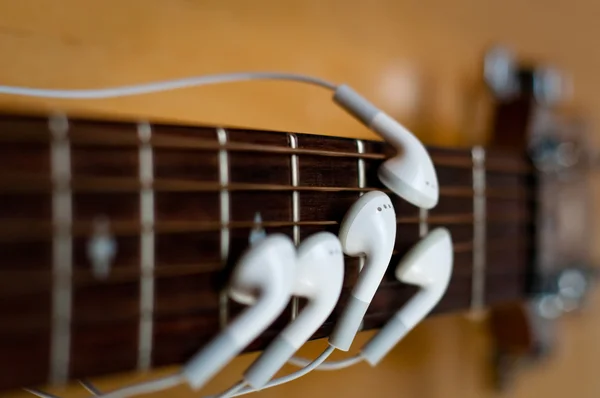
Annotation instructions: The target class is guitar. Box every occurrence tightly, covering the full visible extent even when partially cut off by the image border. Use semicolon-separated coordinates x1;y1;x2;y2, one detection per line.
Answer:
0;110;536;390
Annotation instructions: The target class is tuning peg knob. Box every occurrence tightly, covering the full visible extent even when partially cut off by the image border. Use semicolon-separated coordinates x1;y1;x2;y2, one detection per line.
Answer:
533;67;572;107
484;46;519;100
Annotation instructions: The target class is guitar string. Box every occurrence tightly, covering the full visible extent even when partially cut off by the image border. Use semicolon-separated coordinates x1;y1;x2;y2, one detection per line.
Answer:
0;257;536;301
4;278;531;336
0;269;533;300
0;127;534;175
0;237;528;279
1;231;532;300
0;213;533;241
0;174;533;196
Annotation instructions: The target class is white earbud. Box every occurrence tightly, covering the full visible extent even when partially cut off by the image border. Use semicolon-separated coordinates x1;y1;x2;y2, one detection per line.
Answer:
243;232;344;388
360;227;453;365
182;234;296;390
329;190;397;351
334;85;439;209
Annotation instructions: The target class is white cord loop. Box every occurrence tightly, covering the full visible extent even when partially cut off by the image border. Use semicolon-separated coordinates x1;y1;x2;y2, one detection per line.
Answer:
76;374;183;398
0;72;336;99
216;346;336;398
287;354;362;370
79;379;102;396
214;381;247;398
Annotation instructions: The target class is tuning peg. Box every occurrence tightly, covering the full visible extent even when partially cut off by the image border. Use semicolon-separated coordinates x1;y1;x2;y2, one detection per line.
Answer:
484;46;519;100
554;266;595;313
533;67;572;107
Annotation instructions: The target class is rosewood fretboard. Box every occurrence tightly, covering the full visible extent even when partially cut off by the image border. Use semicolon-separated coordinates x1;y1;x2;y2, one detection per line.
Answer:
0;114;536;390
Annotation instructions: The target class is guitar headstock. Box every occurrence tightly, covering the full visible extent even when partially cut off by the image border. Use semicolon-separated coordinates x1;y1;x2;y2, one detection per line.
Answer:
485;45;596;389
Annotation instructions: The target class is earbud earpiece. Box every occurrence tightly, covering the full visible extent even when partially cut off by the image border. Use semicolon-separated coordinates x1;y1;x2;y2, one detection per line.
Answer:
334;85;439;209
182;234;296;390
243;232;344;388
329;191;397;351
360;227;453;365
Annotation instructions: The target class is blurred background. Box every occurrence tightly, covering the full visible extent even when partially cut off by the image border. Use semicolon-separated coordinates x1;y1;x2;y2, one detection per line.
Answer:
2;0;600;397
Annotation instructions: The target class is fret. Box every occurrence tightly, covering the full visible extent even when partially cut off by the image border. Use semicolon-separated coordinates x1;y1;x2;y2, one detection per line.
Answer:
289;133;300;320
63;121;141;379
217;127;231;330
356;139;366;192
289;134;301;243
471;146;487;315
49;114;73;385
356;139;366;332
419;208;429;238
137;122;154;371
356;139;366;270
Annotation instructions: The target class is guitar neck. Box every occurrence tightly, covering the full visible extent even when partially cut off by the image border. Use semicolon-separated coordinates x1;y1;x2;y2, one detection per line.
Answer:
0;113;536;390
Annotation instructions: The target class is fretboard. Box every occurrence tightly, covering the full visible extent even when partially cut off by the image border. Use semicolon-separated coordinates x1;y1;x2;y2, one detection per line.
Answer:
0;114;536;390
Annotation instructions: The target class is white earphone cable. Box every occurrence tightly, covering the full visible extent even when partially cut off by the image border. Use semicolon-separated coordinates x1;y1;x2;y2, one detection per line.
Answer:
287;354;362;370
216;346;335;397
0;72;336;99
73;348;358;398
213;381;247;398
79;379;101;396
23;388;61;398
84;374;183;398
25;348;340;398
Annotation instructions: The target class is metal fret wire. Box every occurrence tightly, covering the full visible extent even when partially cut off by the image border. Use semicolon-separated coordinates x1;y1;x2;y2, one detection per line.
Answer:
217;128;231;330
137;122;154;371
49;114;72;385
419;208;429;238
356;140;366;273
471;146;486;313
356;139;366;332
356;140;366;196
289;134;300;320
